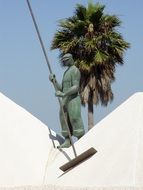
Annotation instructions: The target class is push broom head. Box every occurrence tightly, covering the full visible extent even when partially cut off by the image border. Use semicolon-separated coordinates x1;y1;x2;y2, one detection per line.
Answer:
60;147;97;172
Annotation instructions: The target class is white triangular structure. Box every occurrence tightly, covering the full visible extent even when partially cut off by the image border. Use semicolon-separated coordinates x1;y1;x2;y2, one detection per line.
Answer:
0;92;62;187
1;92;143;190
44;92;143;189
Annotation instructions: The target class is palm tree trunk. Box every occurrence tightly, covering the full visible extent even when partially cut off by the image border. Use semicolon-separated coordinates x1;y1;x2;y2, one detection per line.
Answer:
88;100;94;130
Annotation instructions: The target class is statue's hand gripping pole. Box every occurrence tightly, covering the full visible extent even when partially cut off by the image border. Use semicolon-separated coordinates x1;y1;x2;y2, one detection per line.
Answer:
26;0;77;157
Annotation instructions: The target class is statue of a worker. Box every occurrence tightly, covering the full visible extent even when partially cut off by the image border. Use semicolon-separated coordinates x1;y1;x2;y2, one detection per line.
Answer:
49;53;85;148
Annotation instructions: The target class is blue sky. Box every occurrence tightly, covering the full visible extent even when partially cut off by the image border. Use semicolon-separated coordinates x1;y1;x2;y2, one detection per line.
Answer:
0;0;143;134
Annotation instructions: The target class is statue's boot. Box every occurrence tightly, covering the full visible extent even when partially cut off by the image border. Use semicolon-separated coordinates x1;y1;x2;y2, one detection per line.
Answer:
77;134;83;140
75;130;85;140
57;138;71;148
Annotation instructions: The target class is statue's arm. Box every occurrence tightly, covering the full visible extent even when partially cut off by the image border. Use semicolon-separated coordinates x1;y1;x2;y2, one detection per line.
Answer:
64;68;80;96
49;74;62;91
55;80;62;91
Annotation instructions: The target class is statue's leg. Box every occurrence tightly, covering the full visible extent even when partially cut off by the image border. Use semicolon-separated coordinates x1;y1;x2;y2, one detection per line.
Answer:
68;96;85;139
58;107;71;148
59;106;73;137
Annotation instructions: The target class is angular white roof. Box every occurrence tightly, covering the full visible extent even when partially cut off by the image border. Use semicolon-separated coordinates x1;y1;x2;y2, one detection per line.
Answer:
0;92;62;187
1;92;143;190
44;92;143;188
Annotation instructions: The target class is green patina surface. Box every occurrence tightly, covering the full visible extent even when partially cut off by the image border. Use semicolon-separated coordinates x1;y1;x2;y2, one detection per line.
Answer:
50;54;85;148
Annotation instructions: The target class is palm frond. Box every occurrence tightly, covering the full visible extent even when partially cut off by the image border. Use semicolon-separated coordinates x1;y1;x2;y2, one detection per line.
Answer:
88;3;105;26
94;50;109;64
87;2;105;17
75;4;87;21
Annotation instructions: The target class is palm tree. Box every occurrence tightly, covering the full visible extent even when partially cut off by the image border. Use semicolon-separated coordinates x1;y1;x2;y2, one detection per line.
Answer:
51;1;130;130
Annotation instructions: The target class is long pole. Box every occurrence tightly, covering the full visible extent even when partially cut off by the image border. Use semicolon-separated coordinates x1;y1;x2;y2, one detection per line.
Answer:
26;0;77;157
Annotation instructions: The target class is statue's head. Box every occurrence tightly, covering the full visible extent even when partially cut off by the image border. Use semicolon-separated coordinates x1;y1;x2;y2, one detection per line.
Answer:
61;53;74;67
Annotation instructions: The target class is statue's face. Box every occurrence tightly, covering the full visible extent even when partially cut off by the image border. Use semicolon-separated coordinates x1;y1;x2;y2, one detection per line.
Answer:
61;54;74;67
62;58;72;67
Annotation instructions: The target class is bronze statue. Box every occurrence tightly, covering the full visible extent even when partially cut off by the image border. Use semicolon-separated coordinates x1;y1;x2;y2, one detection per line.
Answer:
49;53;85;148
